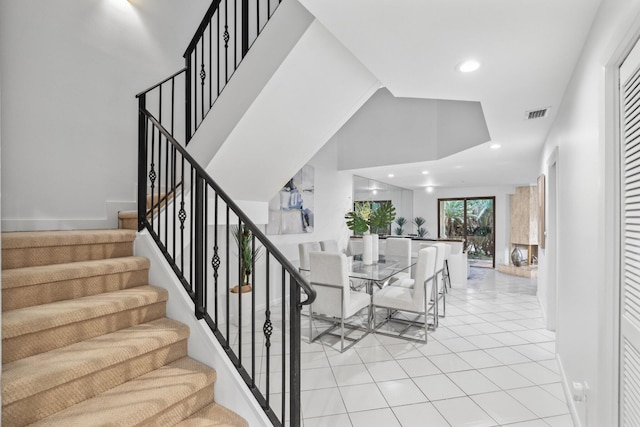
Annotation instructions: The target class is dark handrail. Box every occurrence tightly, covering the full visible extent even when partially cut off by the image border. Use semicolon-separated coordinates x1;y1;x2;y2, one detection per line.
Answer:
142;108;315;305
184;0;223;58
136;68;187;99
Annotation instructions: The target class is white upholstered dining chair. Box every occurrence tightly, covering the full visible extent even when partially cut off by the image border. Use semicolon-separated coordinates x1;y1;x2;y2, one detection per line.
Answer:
319;240;340;253
308;251;371;352
384;237;412;283
371;246;437;343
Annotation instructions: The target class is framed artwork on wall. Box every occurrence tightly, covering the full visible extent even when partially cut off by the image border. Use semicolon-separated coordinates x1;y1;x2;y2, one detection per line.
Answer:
266;165;315;235
538;173;546;249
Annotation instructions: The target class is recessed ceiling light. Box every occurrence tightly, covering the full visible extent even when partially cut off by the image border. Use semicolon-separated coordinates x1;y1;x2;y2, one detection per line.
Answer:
388;173;395;178
372;190;378;195
457;59;481;73
422;171;429;175
490;143;501;149
426;187;434;193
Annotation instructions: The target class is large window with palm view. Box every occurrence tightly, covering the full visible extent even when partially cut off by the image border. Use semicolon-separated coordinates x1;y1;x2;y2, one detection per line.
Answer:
438;197;495;268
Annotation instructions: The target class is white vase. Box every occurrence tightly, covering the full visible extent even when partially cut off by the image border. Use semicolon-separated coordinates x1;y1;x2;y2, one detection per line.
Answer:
372;234;379;262
363;234;374;265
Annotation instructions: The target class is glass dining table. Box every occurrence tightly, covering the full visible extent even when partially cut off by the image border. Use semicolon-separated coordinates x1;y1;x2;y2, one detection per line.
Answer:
348;255;416;293
299;253;416;332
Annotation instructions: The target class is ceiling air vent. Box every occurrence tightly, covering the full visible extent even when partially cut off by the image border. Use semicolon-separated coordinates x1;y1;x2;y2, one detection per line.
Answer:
525;108;549;120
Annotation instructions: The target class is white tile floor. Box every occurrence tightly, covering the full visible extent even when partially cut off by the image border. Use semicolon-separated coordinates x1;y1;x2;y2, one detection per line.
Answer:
227;268;574;426
296;269;574;427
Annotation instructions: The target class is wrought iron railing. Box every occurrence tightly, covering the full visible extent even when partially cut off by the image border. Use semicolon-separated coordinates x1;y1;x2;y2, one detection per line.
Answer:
137;98;315;425
135;1;315;425
141;0;282;144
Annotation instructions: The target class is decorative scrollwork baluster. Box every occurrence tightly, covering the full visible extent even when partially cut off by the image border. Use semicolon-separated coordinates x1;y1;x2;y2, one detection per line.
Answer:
178;201;187;230
200;64;206;87
211;245;220;280
223;26;230;48
263;310;273;349
149;163;156;188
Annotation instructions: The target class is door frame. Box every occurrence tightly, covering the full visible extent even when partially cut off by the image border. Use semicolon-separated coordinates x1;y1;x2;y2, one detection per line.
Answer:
545;148;559;333
437;196;496;268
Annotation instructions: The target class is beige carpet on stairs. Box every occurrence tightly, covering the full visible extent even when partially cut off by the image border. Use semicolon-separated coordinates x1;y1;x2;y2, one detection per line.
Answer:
2;229;248;427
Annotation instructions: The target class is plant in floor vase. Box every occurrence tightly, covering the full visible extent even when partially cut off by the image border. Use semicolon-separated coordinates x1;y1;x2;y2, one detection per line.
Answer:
230;224;263;325
414;216;427;237
394;217;407;235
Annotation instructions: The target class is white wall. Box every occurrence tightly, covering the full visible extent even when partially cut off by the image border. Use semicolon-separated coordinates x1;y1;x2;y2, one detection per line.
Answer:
0;0;210;231
267;135;353;267
413;185;516;265
537;0;640;425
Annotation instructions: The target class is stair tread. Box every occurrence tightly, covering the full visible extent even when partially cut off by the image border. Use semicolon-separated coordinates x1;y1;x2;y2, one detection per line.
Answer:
2;317;189;406
2;285;168;339
175;402;248;427
29;357;216;427
118;210;137;219
2;229;136;250
2;256;150;289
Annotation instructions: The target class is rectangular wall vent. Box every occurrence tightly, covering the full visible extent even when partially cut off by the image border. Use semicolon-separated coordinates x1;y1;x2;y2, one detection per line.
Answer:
525;108;549;120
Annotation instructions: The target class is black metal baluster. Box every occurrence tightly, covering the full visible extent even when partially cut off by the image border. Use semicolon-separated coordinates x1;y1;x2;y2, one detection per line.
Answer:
137;96;148;232
251;234;256;387
237;218;243;366
226;204;230;342
149;122;156;232
156;127;162;237
179;156;186;274
281;268;286;424
195;175;205;319
209;19;212;109
290;275;302;425
203;184;209;317
190;167;195;292
224;0;229;83
264;252;271;407
194;47;198;129
200;38;205;122
217;4;221;96
242;0;249;58
234;0;237;68
185;55;192;143
172;143;177;261
212;194;220;325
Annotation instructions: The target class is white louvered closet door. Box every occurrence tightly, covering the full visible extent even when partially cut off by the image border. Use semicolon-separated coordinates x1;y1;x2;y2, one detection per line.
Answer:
621;39;640;427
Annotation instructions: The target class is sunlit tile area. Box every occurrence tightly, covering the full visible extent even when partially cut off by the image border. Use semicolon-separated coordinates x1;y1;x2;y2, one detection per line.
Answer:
230;269;574;427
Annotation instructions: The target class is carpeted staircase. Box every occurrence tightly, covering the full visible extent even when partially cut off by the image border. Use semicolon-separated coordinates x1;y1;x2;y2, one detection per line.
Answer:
1;229;248;426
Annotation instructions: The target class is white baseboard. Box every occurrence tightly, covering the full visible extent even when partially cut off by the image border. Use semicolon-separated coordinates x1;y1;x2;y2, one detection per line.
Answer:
556;354;583;427
1;200;136;231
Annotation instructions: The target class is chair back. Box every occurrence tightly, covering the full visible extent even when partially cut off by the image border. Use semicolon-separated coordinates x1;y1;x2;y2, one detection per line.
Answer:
298;242;321;271
309;251;349;318
320;240;340;253
432;243;447;290
444;244;452;262
411;247;437;309
385;237;411;265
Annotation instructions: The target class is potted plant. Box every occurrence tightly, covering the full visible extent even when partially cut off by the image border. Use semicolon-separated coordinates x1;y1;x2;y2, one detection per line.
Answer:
414;216;427;237
230;224;263;325
394;217;407;235
346;201;396;235
346;201;396;264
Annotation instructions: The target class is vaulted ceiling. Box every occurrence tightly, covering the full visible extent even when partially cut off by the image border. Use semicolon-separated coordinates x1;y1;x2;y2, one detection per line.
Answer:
299;0;603;190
